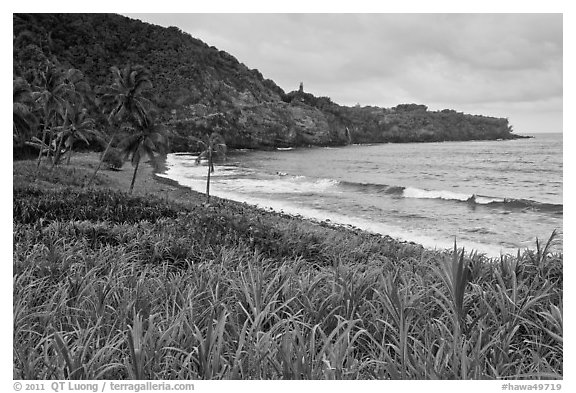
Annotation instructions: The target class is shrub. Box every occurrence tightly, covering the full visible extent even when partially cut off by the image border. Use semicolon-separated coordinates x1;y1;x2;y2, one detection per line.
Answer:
102;147;124;170
13;187;182;224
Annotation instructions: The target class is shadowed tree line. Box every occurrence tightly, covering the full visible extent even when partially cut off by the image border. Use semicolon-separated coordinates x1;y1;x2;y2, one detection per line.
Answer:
14;58;169;194
14;13;226;196
13;16;176;195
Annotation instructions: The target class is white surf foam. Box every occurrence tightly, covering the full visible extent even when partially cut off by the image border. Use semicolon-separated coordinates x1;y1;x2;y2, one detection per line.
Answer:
159;154;340;196
403;187;472;202
158;154;512;258
474;196;506;204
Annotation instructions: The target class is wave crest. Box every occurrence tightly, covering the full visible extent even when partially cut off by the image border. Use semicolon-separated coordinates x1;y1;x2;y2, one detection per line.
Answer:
338;181;561;213
403;187;471;201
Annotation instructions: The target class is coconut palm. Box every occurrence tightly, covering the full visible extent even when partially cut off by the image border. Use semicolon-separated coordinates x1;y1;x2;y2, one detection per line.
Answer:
13;77;38;146
33;65;68;169
50;69;91;166
102;65;153;127
32;65;89;170
119;120;168;194
64;68;91;104
193;132;227;203
52;104;102;166
86;65;153;188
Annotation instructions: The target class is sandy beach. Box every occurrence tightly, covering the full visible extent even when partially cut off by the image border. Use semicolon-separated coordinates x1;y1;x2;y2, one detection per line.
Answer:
53;152;206;205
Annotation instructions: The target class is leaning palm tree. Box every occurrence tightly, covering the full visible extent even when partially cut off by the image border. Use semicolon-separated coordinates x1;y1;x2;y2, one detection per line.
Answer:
119;120;168;194
86;65;153;188
193;132;227;203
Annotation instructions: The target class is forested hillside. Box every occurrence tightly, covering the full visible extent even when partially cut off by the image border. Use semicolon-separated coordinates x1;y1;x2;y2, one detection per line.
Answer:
13;13;527;153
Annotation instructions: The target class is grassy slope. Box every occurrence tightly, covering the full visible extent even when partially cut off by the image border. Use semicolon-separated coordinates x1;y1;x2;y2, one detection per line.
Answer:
13;156;562;380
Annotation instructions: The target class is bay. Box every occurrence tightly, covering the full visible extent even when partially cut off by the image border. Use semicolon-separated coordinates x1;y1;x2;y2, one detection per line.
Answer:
158;133;563;257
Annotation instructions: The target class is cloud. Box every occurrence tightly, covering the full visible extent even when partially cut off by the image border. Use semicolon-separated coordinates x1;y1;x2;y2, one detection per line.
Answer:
125;13;563;132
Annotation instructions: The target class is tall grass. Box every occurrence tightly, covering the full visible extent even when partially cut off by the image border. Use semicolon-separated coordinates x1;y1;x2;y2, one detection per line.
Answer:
13;166;562;380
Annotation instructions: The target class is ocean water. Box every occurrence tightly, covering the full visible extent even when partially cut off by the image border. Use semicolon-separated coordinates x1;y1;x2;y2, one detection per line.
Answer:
158;133;563;257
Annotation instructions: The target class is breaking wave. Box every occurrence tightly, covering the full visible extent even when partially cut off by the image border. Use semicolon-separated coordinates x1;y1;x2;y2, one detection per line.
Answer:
338;181;562;213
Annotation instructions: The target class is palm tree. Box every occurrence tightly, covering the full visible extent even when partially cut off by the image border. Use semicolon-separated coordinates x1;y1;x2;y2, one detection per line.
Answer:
86;65;153;188
103;65;153;127
13;77;38;146
33;65;68;169
32;65;88;170
193;133;227;203
51;69;91;166
119;120;168;194
62;68;91;107
52;104;102;166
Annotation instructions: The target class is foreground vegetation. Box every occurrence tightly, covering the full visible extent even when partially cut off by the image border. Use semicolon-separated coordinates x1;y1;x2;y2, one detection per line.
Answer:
13;161;562;380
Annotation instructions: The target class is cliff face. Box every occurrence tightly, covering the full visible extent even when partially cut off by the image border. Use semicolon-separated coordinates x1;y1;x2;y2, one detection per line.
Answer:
13;13;526;152
331;105;517;144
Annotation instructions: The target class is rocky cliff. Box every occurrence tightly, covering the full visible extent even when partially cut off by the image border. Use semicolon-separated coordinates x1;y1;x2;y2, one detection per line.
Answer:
13;13;527;152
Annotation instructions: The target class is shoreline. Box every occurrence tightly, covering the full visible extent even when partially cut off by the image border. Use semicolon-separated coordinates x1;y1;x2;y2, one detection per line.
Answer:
149;157;406;247
171;133;537;156
152;154;517;259
146;155;438;255
19;152;550;260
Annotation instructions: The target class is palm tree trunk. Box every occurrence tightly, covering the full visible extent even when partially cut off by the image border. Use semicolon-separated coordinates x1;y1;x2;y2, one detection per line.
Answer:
129;158;141;194
47;127;56;165
36;124;48;167
50;134;65;170
85;137;113;188
206;150;212;203
35;123;49;180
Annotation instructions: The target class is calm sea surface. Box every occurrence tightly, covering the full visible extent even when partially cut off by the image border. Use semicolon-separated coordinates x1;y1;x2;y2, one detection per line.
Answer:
158;133;563;257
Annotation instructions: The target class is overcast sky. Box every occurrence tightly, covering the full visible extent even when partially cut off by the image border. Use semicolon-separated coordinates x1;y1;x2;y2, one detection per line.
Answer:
125;13;562;134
